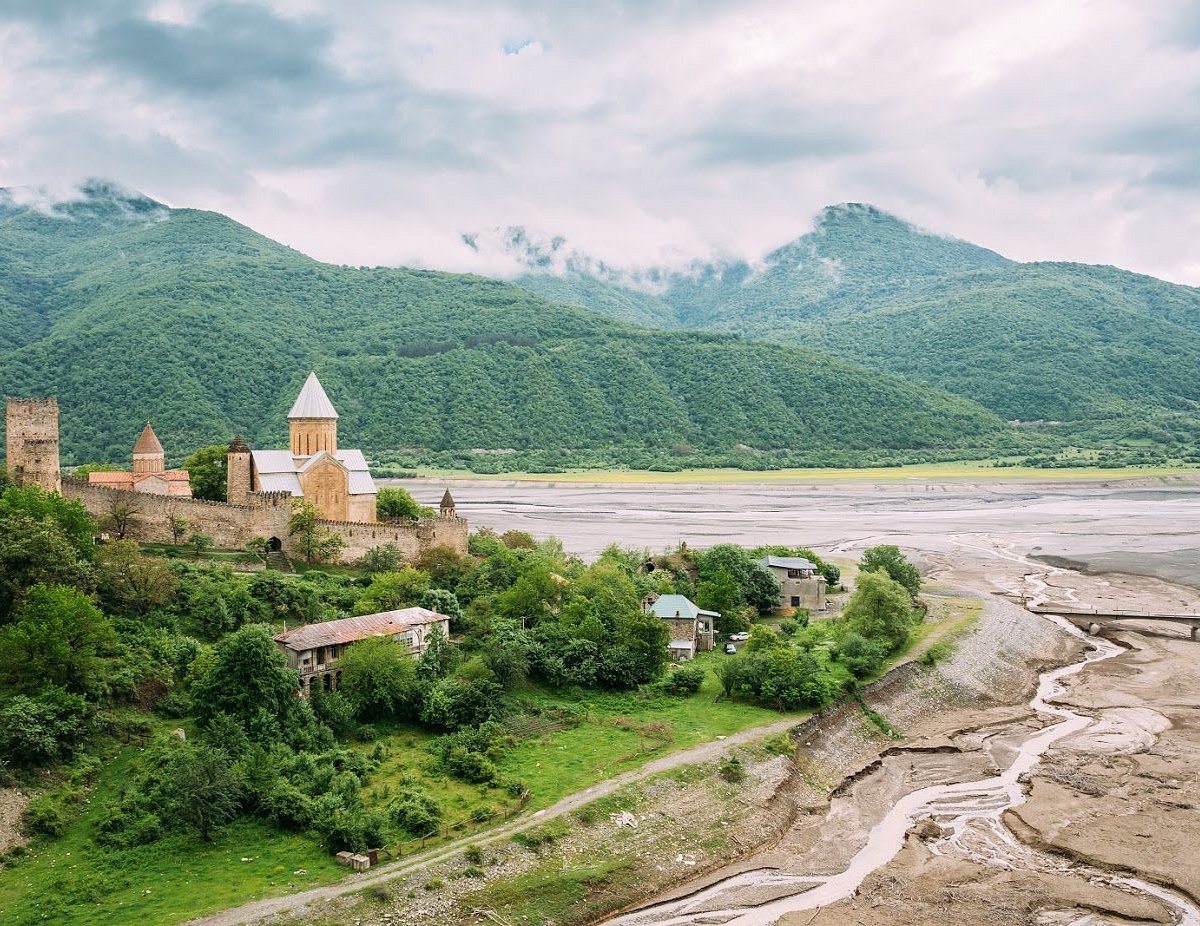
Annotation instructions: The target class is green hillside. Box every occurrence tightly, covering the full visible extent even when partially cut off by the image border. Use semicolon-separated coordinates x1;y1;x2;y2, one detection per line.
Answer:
0;185;1012;468
513;204;1200;453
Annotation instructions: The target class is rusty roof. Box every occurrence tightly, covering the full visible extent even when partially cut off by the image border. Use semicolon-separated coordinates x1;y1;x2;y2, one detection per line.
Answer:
274;607;448;651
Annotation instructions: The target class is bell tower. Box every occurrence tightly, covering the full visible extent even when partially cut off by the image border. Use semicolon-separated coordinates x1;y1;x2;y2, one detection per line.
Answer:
287;372;338;457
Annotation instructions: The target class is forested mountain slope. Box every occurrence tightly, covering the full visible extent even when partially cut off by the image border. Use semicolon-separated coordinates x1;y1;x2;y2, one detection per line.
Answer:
0;185;1008;466
514;204;1200;449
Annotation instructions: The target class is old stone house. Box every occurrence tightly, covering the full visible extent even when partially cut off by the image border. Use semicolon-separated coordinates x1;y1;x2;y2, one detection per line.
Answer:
644;594;718;662
87;422;192;496
759;556;827;613
227;372;377;522
274;607;451;696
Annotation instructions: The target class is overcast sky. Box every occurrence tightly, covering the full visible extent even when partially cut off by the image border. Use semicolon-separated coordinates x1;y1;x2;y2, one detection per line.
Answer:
3;0;1200;282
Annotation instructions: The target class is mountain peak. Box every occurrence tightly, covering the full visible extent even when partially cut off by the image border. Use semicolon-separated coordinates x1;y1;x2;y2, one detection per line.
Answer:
0;178;169;227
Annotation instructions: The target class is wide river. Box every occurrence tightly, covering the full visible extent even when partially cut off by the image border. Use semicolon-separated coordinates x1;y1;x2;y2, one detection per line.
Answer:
397;478;1200;584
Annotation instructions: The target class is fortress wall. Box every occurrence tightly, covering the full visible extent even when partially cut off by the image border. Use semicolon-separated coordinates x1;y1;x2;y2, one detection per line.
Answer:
62;479;291;549
318;515;470;561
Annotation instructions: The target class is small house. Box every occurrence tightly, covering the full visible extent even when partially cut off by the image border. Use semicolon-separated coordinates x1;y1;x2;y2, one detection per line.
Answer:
274;606;450;697
758;556;827;613
644;594;718;662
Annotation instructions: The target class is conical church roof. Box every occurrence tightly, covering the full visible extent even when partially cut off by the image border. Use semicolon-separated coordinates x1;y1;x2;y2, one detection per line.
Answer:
441;489;456;508
288;372;339;420
132;421;163;454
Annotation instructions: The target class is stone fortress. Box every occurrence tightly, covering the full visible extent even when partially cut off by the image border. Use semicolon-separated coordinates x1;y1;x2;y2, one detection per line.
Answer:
4;375;467;561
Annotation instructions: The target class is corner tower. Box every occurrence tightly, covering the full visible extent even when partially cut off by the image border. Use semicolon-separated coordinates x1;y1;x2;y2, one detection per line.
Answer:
131;422;165;474
5;397;61;492
288;372;338;457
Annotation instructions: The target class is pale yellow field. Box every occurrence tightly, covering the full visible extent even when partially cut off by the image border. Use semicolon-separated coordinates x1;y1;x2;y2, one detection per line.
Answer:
397;461;1200;486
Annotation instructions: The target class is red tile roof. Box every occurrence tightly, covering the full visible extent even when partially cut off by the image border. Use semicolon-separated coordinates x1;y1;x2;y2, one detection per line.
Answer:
274;607;448;651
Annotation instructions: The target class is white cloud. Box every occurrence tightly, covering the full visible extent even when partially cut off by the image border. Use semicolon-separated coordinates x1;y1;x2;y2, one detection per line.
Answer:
3;0;1200;283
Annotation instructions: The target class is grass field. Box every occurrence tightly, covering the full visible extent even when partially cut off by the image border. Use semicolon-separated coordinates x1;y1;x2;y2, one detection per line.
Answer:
391;461;1200;485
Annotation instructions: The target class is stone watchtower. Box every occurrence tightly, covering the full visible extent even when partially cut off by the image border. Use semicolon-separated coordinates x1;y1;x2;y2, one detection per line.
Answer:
131;422;165;474
226;435;251;505
288;372;338;457
5;397;61;492
439;489;457;519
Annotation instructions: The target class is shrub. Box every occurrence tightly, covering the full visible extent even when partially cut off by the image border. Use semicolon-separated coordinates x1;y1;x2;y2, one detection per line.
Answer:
919;641;955;667
836;632;890;679
464;844;484;865
462;865;485;879
24;791;73;836
718;756;745;783
661;663;705;695
389;789;443;837
424;878;445;891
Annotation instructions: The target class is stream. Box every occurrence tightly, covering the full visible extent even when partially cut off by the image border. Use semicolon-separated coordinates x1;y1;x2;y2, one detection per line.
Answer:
605;616;1200;926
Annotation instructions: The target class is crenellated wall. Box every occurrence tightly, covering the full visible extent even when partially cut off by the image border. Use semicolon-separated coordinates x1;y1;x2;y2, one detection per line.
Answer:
61;478;468;561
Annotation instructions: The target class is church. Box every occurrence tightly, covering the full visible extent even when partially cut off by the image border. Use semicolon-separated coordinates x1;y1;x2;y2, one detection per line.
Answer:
87;421;193;496
226;373;378;522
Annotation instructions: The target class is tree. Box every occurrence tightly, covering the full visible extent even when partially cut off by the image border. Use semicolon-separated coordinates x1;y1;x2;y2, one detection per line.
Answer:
166;744;242;841
417;625;457;682
355;543;404;575
859;545;921;598
74;462;122;477
376;487;432;521
244;536;270;562
337;637;421;720
842;570;916;653
183;445;229;502
168;514;190;546
0;689;93;767
96;541;178;615
288;499;345;564
104;494;140;540
418;588;463;626
188;533;213;559
189;624;300;743
353;567;430;614
0;584;116;695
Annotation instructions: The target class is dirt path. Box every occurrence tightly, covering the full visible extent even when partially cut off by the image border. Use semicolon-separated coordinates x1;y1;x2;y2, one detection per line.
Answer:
185;715;802;926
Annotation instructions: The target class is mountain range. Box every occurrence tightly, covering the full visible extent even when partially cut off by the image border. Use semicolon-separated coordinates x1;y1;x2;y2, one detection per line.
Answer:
0;183;1009;469
513;203;1200;451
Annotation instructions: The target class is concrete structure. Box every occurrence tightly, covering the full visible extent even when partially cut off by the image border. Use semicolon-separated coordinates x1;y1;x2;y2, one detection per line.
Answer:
229;373;377;523
5;397;61;492
86;422;192;496
4;388;468;563
759;556;827;613
274;607;451;696
644;594;718;662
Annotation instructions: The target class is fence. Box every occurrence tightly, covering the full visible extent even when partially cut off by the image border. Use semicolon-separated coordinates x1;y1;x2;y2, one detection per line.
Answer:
379;789;532;860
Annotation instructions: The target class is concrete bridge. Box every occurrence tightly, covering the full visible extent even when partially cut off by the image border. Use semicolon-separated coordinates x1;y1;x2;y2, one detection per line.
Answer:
1026;603;1200;640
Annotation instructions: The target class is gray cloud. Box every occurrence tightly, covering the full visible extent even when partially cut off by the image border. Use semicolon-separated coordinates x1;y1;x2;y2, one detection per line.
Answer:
3;1;1200;283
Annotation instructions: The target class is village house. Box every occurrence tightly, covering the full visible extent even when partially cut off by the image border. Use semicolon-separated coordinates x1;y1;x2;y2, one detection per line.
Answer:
644;594;718;662
87;422;192;496
274;607;451;697
758;555;827;613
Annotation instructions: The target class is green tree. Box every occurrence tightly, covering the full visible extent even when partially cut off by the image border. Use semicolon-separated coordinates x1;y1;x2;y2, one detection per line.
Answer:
0;689;93;767
183;445;229;502
337;637;421;720
376;487;433;520
166;744;242;841
842;570;916;653
0;486;96;618
354;567;431;614
168;514;190;546
96;541;178;615
288;499;346;564
0;584;116;695
418;588;463;626
190;624;300;742
859;545;922;598
188;533;213;559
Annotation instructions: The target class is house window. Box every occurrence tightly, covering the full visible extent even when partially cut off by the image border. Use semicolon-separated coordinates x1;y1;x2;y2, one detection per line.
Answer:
791;596;801;607
787;568;809;579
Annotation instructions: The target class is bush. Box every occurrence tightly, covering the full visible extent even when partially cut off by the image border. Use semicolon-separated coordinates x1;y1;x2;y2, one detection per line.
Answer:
461;865;485;879
718;756;745;783
464;844;484;865
24;790;74;836
919;641;955;667
662;663;705;695
445;746;497;784
389;789;443;837
836;632;890;679
0;689;93;768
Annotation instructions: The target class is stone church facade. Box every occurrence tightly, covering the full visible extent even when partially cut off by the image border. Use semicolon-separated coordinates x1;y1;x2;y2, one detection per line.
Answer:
3;380;467;562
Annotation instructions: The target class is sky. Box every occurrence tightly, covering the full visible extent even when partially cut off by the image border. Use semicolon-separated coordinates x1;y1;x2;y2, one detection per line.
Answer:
3;0;1200;283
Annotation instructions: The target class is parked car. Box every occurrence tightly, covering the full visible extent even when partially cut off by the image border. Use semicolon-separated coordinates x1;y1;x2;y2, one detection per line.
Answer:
724;643;738;654
729;631;751;642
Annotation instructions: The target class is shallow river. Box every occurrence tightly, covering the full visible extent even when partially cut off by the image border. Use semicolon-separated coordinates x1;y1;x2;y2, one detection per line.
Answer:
400;480;1200;583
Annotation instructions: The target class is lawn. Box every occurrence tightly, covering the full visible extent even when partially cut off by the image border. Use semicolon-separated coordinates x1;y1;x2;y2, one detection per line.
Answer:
0;745;344;926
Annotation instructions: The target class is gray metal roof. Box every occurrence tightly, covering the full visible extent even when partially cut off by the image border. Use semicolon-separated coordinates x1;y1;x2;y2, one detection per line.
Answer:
288;372;339;420
647;594;720;621
760;556;818;571
258;472;303;495
252;449;298;473
253;448;375;496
